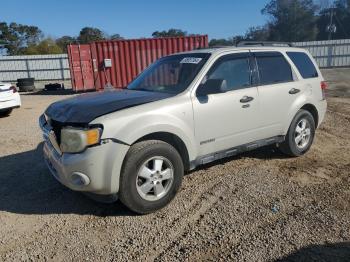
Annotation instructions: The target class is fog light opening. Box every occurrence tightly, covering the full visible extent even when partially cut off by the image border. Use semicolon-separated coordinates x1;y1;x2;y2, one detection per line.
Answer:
70;172;90;186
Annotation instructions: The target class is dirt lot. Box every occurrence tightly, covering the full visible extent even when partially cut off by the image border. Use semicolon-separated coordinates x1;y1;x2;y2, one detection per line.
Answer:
0;69;349;261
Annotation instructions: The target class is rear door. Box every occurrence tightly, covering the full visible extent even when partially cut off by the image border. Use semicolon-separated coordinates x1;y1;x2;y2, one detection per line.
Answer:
286;51;323;101
252;51;302;137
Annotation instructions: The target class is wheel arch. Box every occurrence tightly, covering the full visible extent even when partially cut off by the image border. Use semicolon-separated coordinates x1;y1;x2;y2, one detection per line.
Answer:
300;103;319;128
283;101;320;135
133;132;191;171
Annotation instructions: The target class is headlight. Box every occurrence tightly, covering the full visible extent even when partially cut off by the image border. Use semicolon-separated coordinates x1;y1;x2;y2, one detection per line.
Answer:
60;127;102;153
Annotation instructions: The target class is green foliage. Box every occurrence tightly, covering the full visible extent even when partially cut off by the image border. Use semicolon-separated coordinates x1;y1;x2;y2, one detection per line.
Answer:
262;0;318;42
0;22;42;55
109;34;124;40
24;38;63;55
56;36;77;52
152;29;187;38
218;0;349;44
244;26;270;41
77;27;106;44
209;38;233;47
316;0;350;40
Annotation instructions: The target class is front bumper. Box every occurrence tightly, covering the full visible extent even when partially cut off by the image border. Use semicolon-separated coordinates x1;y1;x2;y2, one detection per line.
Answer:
40;115;130;195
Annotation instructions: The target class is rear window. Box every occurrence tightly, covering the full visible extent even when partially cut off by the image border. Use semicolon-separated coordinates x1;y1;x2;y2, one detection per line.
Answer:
255;52;293;85
287;52;318;79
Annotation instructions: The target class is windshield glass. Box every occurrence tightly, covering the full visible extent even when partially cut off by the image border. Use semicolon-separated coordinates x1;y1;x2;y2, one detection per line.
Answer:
127;53;210;94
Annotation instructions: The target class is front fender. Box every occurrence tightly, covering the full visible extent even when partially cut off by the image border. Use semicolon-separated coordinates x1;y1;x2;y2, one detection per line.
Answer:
115;114;197;161
92;96;198;162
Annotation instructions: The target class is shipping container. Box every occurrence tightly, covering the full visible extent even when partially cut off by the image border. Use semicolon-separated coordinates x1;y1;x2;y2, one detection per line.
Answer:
68;44;95;91
68;35;208;91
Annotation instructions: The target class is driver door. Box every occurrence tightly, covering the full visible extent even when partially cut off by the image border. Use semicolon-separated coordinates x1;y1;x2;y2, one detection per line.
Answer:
192;53;262;156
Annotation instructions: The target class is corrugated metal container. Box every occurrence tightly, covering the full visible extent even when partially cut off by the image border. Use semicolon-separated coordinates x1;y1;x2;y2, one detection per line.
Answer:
68;35;208;91
67;44;95;91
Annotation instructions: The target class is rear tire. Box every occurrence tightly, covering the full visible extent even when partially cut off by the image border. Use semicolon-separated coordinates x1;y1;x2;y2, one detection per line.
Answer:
17;78;35;92
18;85;35;92
280;109;315;157
0;108;13;117
119;140;184;214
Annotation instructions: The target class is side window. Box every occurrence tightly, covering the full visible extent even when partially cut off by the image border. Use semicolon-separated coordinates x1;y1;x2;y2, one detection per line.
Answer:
255;52;293;85
286;51;318;79
207;55;251;91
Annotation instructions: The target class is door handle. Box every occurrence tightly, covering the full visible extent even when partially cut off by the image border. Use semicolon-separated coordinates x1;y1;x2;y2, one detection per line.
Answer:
289;88;300;94
240;96;254;103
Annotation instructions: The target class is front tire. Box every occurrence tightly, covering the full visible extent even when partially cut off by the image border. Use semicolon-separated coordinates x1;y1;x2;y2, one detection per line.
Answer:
280;109;315;157
119;140;184;214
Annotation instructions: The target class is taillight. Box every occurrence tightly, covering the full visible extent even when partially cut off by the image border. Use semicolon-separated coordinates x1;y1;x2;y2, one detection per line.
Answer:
320;81;327;100
10;86;17;93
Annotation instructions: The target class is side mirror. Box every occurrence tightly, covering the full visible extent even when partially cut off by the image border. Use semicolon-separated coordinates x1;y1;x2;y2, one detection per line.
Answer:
196;79;227;97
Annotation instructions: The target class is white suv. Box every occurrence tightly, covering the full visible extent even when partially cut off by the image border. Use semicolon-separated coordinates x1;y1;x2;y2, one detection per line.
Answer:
40;43;327;214
0;82;21;117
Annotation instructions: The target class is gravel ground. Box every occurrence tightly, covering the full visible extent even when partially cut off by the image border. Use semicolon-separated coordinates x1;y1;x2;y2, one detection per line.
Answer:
0;69;349;261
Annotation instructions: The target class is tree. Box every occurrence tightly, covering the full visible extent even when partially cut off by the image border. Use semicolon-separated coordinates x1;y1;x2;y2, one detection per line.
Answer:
77;27;105;44
229;36;245;45
109;33;124;40
209;38;234;47
209;35;250;47
262;0;318;42
56;36;77;52
244;26;270;41
0;22;42;55
316;0;350;40
24;38;62;55
152;29;187;38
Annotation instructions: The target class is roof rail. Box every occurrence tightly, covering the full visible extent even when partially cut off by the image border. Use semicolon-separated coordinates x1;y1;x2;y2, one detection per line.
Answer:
195;45;232;50
210;45;233;48
236;41;294;47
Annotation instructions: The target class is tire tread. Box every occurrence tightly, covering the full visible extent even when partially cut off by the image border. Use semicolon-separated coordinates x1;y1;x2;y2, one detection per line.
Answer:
119;140;184;214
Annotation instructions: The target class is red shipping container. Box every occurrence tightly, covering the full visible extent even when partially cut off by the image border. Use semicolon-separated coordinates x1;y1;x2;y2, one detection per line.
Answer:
67;44;95;91
68;35;208;92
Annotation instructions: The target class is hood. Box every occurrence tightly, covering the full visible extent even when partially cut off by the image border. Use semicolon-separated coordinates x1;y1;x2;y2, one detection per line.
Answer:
45;89;175;124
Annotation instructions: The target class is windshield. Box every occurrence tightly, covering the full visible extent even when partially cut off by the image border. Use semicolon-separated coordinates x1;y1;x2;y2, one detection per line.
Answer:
127;53;210;94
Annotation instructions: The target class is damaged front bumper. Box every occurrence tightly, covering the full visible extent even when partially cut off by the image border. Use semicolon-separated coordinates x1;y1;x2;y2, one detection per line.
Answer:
39;114;130;197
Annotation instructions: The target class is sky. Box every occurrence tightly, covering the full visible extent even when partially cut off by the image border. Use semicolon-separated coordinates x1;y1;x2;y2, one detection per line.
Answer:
1;0;271;40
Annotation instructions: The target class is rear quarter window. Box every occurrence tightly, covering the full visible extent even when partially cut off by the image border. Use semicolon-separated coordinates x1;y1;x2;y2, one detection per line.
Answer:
255;52;293;85
286;52;318;79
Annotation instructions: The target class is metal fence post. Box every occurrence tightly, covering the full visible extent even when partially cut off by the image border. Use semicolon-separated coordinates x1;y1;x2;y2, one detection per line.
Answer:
327;43;334;68
25;59;31;78
59;57;64;80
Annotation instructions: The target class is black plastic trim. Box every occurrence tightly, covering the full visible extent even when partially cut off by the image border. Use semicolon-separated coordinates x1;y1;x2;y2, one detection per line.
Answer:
237;41;293;47
189;135;285;169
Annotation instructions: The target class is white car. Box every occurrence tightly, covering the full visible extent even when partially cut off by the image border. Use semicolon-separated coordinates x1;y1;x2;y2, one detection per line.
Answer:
0;82;21;117
40;43;327;214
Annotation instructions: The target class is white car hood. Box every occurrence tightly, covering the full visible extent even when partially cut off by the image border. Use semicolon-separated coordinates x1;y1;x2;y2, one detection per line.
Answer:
0;82;12;91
